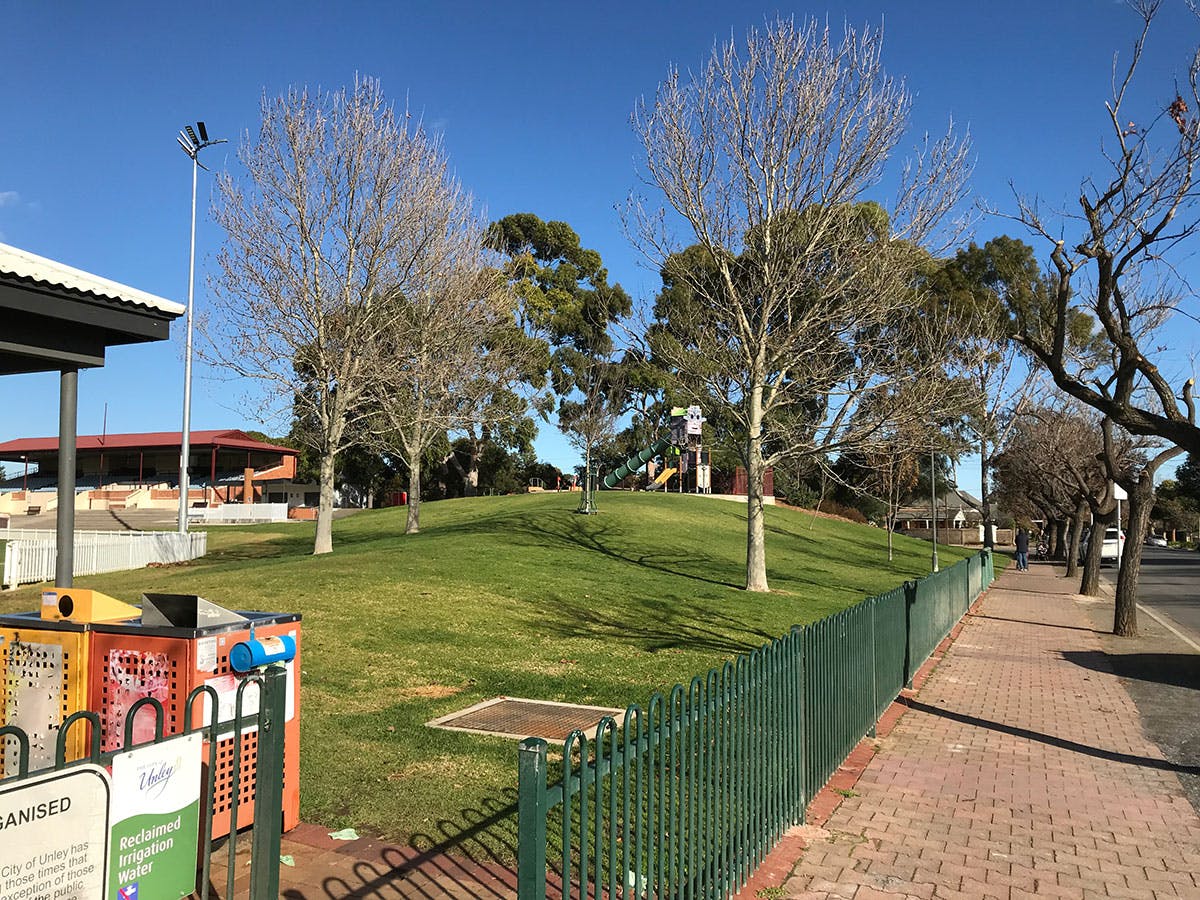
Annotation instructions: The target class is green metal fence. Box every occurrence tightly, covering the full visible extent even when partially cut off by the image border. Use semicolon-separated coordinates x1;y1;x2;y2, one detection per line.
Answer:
0;664;288;900
518;549;995;900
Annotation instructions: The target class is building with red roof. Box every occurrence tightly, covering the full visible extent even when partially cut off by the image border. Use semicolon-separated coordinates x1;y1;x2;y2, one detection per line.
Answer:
0;429;309;515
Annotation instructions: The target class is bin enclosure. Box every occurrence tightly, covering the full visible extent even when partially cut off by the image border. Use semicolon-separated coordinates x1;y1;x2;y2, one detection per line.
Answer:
0;615;92;776
2;592;301;841
87;596;301;837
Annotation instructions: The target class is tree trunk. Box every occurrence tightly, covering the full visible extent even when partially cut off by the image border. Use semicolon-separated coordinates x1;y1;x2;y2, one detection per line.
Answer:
406;456;421;535
1046;517;1059;559
980;437;994;549
1054;519;1068;560
886;484;896;562
1079;510;1108;595
314;451;336;555
1064;500;1087;578
465;431;488;497
745;420;768;592
444;450;476;498
1114;473;1154;637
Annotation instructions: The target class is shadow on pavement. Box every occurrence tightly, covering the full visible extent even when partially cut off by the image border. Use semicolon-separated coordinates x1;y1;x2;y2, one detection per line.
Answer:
968;613;1106;635
204;792;529;900
1062;649;1200;691
899;696;1200;776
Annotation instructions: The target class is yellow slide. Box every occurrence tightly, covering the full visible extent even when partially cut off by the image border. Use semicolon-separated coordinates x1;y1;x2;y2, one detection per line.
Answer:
653;467;677;486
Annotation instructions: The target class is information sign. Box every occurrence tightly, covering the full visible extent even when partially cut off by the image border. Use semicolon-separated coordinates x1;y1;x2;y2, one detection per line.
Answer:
0;764;110;900
107;732;202;900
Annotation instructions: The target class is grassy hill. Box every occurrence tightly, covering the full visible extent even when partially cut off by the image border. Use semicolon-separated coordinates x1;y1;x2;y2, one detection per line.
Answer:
0;492;973;845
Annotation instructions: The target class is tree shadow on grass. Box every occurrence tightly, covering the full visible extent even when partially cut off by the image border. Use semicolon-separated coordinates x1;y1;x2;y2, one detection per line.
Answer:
201;519;417;564
456;509;745;590
202;531;316;563
527;594;777;655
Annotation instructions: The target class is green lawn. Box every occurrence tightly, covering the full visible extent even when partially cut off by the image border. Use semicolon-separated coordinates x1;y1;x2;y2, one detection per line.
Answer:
0;492;972;849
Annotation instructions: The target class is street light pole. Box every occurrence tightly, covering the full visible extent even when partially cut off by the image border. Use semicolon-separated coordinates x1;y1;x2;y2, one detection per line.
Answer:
176;123;226;534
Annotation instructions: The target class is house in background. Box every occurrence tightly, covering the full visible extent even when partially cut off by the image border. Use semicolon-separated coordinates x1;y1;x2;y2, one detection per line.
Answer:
895;487;1006;546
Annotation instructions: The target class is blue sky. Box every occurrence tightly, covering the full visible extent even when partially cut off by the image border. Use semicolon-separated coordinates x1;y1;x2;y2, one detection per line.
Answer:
3;0;1198;495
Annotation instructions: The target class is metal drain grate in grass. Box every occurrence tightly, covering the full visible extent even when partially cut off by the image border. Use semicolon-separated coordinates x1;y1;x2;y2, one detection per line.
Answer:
426;696;624;741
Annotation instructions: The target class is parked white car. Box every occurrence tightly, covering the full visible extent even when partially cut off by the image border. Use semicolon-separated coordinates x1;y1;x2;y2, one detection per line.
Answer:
1145;534;1168;547
1100;527;1126;563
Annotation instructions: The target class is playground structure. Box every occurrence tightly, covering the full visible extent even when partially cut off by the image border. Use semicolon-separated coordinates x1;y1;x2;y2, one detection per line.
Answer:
577;407;710;514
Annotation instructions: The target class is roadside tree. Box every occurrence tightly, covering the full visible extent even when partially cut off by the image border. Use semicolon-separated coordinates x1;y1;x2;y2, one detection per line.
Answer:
1004;2;1200;631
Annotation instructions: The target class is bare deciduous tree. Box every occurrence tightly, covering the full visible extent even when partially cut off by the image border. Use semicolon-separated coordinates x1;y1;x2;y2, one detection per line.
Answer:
362;202;530;535
558;355;627;514
208;78;456;554
629;17;971;591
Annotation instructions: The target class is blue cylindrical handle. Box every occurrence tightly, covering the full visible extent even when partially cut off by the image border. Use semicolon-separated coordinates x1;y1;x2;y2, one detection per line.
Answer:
229;634;296;672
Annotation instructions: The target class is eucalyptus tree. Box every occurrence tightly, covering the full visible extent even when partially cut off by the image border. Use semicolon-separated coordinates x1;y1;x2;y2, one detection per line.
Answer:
629;17;970;591
489;214;632;412
929;238;1050;547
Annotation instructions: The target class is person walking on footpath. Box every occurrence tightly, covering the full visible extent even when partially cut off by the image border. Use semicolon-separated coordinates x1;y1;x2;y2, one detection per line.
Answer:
1015;526;1029;571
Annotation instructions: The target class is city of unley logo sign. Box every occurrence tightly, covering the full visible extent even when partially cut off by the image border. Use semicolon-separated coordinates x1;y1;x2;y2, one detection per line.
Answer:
107;732;202;900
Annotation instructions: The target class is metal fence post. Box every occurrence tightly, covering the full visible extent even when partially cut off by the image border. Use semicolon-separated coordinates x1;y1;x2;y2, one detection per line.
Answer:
903;580;917;690
868;599;877;737
518;738;549;900
249;665;288;900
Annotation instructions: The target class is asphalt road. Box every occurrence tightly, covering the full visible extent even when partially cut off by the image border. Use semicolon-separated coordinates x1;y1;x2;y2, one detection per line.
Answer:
1129;545;1200;643
1087;545;1200;814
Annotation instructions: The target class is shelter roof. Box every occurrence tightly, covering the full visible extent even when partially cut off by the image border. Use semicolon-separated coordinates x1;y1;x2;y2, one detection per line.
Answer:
0;241;184;375
0;429;297;459
0;242;184;316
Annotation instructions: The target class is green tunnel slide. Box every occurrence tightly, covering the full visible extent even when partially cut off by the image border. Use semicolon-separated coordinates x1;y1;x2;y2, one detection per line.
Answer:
601;436;672;488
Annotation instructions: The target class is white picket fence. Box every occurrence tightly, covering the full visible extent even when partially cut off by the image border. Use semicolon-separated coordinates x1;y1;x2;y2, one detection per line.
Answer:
1;529;208;588
188;503;289;523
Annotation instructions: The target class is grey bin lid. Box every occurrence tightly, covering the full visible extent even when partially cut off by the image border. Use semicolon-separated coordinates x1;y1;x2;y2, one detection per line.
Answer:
139;593;249;629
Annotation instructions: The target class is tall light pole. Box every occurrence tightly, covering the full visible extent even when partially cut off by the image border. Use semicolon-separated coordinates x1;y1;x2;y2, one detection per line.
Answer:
176;122;226;533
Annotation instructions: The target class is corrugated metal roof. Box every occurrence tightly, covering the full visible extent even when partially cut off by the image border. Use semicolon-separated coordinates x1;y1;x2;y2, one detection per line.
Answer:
0;241;185;317
0;430;297;457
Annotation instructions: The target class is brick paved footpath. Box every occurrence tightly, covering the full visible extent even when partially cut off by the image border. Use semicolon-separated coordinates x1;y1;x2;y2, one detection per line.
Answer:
774;562;1200;900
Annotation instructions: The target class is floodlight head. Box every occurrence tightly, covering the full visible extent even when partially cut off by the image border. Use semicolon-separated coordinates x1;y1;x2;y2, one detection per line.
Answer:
178;122;225;161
